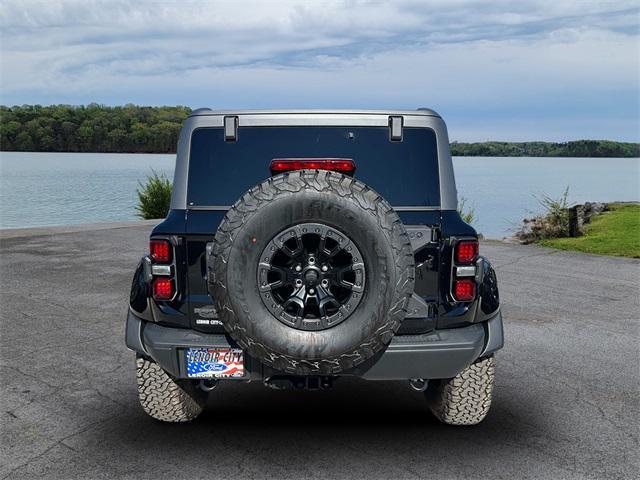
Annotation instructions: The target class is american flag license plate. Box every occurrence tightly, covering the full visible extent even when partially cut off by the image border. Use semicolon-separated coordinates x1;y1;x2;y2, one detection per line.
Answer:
185;348;245;378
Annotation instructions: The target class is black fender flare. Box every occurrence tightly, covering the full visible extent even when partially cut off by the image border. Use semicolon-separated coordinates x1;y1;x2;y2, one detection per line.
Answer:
475;256;500;321
129;256;153;320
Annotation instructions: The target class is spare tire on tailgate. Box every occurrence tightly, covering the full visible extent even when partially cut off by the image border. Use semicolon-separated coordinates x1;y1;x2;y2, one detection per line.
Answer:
207;170;414;375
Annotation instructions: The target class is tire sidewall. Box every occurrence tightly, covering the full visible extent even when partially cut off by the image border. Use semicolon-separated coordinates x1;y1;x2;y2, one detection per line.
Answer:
210;171;413;372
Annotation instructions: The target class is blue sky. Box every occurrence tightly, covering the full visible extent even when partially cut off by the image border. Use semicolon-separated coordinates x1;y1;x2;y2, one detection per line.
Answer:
1;0;638;141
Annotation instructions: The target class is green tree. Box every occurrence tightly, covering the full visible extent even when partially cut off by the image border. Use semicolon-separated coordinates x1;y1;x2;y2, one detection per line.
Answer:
14;131;34;151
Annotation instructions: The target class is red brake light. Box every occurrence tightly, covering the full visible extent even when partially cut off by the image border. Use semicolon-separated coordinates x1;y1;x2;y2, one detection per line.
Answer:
153;278;175;300
270;158;356;175
455;240;478;264
453;279;476;301
150;239;172;263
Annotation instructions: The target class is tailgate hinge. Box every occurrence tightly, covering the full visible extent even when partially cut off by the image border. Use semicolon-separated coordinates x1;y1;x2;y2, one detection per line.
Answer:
405;293;433;318
405;225;437;252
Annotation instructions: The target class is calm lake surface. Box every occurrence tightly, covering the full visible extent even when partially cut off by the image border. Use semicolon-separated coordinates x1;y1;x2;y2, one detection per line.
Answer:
1;152;638;238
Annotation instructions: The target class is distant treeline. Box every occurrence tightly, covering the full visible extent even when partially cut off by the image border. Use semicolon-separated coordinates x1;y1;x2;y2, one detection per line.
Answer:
450;140;639;158
0;104;191;153
1;104;638;157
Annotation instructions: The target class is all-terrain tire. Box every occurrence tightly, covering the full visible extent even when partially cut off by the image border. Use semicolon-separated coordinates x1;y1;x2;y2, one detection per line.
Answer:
426;355;496;425
208;170;415;375
136;355;206;422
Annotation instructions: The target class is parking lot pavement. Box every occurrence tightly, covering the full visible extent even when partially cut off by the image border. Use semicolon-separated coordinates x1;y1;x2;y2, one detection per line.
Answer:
1;224;638;479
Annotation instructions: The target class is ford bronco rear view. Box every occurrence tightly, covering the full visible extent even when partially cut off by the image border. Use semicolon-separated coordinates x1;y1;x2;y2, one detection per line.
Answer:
126;108;504;425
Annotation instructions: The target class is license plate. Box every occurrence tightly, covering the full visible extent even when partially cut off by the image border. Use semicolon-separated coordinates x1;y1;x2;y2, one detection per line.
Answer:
185;348;245;378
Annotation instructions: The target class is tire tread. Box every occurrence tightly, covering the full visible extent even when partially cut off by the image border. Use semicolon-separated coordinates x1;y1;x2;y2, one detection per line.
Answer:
426;355;496;426
136;356;205;422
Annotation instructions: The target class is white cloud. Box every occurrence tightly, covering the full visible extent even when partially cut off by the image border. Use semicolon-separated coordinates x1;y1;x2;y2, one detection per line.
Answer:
0;0;638;140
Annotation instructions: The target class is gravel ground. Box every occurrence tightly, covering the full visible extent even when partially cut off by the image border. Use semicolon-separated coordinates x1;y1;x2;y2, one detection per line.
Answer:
1;224;638;480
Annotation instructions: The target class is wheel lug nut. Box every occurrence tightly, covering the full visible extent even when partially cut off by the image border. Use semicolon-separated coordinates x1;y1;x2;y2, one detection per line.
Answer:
295;265;302;272
321;265;328;272
321;279;329;287
309;288;315;295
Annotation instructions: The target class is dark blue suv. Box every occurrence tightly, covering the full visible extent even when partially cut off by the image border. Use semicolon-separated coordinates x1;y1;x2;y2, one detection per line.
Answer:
126;109;503;425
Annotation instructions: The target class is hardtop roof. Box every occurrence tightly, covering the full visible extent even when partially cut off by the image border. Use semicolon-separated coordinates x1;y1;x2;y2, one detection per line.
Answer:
188;108;441;118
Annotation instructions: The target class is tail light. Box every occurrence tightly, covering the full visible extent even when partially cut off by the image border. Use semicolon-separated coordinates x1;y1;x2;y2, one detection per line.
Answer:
453;279;476;302
150;239;172;263
270;158;356;175
455;240;478;264
149;238;176;301
153;278;175;300
451;239;479;302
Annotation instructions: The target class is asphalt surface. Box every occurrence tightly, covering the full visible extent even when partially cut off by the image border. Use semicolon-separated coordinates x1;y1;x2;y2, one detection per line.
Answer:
1;223;638;480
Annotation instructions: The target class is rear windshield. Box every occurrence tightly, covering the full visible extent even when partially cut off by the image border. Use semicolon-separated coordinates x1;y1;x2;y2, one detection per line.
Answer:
187;126;439;207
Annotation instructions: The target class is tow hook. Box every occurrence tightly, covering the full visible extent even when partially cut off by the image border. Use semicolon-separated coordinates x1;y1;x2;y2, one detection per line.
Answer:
409;378;429;392
198;379;218;392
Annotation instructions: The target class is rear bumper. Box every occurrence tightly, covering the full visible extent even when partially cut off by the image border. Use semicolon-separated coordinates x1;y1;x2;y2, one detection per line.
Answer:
126;309;503;381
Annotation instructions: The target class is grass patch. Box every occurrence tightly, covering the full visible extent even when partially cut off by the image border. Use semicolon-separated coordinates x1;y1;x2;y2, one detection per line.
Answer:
539;204;640;258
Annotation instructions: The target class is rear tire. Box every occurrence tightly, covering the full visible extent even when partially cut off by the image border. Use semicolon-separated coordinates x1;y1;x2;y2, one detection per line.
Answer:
136;355;206;422
426;355;495;426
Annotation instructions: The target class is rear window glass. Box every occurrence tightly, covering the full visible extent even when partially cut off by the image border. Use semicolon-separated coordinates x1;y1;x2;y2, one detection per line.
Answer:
187;126;439;207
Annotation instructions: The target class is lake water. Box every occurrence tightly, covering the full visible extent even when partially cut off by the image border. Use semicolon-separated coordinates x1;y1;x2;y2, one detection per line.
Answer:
1;152;638;238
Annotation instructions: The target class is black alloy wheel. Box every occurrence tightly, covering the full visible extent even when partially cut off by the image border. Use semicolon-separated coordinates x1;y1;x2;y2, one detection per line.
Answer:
258;223;365;331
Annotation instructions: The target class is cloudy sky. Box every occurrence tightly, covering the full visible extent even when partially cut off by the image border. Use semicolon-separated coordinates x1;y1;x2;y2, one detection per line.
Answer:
1;0;638;141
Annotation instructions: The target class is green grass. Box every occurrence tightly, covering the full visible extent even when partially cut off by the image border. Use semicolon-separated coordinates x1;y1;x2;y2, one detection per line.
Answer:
539;204;640;258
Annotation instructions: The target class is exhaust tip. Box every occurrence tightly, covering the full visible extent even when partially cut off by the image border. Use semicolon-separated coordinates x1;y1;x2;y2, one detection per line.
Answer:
409;378;429;392
198;379;218;392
